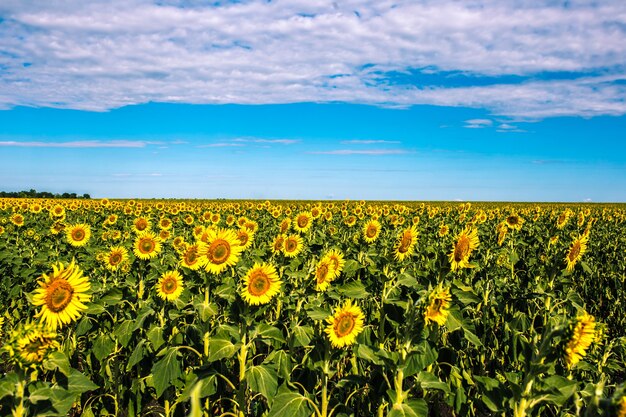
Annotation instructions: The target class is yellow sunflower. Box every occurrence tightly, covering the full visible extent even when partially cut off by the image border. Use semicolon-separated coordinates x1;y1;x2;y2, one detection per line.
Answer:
279;218;291;234
270;234;286;254
282;234;304;258
10;213;24;227
565;233;589;272
324;249;345;280
236;228;254;250
556;209;572;229
325;300;365;348
564;312;596;368
3;322;59;367
158;217;173;230
133;231;163;260
32;260;91;331
362;219;381;244
180;243;205;270
241;263;282;305
617;397;626;417
449;227;480;272
505;214;524;231
424;287;452;326
394;225;419;261
199;228;243;274
103;246;129;271
314;258;336;292
438;224;449;237
66;223;91;247
133;216;151;233
293;212;313;233
156;271;184;302
50;204;65;218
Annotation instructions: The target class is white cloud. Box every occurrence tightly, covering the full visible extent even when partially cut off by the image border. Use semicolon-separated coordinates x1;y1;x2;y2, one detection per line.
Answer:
198;142;245;148
464;119;493;128
232;138;300;145
309;149;408;155
0;140;158;148
0;1;625;118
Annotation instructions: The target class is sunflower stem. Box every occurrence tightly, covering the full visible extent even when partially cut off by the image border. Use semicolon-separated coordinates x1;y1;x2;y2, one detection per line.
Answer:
320;349;330;417
236;333;248;416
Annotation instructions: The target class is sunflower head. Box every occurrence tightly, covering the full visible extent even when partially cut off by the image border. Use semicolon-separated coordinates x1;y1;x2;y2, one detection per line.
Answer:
314;259;336;292
448;227;479;272
2;322;59;368
156;271;184;302
424;287;452;326
293;212;313;233
32;260;91;331
282;234;304;258
104;246;129;271
565;233;589;272
362;219;381;244
241;263;282;305
394;225;418;261
133;217;151;233
564;312;596;368
180;243;205;270
325;300;365;348
324;249;345;279
199;228;244;274
133;231;163;260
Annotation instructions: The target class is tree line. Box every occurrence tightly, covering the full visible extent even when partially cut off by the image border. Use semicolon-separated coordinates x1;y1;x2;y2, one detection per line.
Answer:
0;189;91;199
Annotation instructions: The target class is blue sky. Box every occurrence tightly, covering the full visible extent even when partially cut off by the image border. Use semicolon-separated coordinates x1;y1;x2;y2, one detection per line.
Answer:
0;1;625;201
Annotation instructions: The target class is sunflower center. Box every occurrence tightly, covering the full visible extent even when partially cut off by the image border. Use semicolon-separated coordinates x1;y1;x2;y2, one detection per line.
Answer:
454;236;470;262
316;264;330;284
569;242;581;261
139;238;156;254
334;314;356;338
45;279;74;313
366;225;378;238
285;239;297;252
71;229;85;241
136;219;148;231
238;232;249;246
398;233;412;253
109;252;122;265
297;216;309;228
161;277;178;294
507;216;518;225
432;298;443;312
208;239;230;264
184;248;198;264
248;270;271;296
273;237;284;251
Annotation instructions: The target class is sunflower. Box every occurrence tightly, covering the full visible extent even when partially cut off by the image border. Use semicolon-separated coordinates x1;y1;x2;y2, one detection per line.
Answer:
32;260;91;331
505;214;524;231
438;224;449;237
282;234;304;258
394;225;419;261
449;227;480;272
199;228;243;274
50;204;65;218
324;249;345;279
241;263;282;305
617;397;626;417
3;322;59;367
158;217;172;230
314;258;336;292
325;300;365;348
236;228;254;250
556;209;572;229
344;215;357;227
133;231;162;260
270;234;286;254
66;223;91;247
362;219;381;244
180;243;205;270
156;271;184;302
103;246;129;271
424;287;452;326
565;233;589;272
279;218;291;234
564;312;596;368
10;213;24;227
293;212;313;233
133;217;151;233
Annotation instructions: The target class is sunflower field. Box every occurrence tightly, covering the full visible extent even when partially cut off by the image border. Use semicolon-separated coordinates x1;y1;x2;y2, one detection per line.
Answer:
0;198;625;417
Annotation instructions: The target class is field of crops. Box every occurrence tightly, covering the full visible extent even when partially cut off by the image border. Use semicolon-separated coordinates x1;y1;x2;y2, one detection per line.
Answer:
0;198;624;417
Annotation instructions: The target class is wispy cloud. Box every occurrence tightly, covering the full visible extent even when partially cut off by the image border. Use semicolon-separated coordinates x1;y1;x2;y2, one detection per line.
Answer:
198;143;245;148
232;138;300;145
464;119;493;129
1;1;625;118
308;149;409;155
0;140;159;148
340;140;401;144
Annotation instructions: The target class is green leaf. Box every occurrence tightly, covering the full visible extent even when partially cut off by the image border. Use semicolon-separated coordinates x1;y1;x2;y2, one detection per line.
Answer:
580;261;593;274
291;325;312;347
397;273;419;288
416;371;450;393
463;329;483;347
194;300;218;322
306;307;332;321
355;344;384;365
100;288;123;305
127;340;146;370
403;344;437;377
337;280;370;299
85;302;106;315
151;347;182;398
388;399;428;417
147;325;165;351
92;333;115;361
68;369;99;394
267;390;314;417
208;337;240;362
541;376;577;406
0;372;19;399
113;320;135;348
246;365;278;401
254;324;286;343
42;351;71;377
341;260;361;278
445;307;463;332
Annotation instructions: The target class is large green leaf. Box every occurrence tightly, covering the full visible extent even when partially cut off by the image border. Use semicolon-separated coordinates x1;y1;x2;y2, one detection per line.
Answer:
253;324;286;343
246;365;278;401
43;351;71;377
0;372;19;400
67;369;99;394
151;347;182;397
208;337;240;362
387;399;428;417
267;390;314;417
337;280;370;299
113;319;135;347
